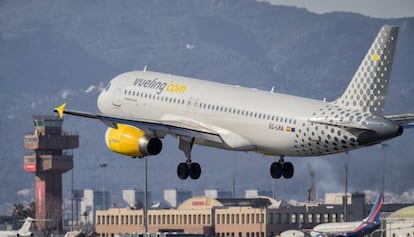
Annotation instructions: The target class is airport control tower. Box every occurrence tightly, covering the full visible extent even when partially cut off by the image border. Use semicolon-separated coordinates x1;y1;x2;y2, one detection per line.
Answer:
24;115;79;230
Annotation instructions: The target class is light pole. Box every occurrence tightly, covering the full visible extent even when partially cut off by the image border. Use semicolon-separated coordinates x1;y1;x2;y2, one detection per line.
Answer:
144;157;148;233
379;143;389;194
99;162;108;210
71;168;74;230
344;154;348;222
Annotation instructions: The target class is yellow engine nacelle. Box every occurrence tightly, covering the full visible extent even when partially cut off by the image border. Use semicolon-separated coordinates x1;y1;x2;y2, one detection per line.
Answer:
105;124;162;158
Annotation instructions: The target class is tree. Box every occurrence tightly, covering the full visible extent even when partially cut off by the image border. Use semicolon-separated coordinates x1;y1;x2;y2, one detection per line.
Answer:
26;201;35;218
12;203;25;216
11;202;35;217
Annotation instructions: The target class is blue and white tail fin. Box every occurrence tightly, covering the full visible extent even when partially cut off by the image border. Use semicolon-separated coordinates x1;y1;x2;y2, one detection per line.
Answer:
364;193;384;224
333;26;399;115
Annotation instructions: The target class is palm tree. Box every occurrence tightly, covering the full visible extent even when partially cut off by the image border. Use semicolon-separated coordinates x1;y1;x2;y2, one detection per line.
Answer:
25;201;35;217
12;203;25;216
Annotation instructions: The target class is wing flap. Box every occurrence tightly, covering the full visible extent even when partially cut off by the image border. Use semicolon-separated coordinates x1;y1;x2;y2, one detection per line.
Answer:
160;114;254;149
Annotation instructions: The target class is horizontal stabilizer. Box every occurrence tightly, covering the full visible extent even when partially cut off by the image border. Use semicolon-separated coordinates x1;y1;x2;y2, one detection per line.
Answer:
385;113;414;128
308;116;366;129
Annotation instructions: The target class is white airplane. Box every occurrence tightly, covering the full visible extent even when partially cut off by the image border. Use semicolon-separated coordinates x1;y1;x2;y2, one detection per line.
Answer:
311;193;383;237
0;217;35;237
55;25;414;180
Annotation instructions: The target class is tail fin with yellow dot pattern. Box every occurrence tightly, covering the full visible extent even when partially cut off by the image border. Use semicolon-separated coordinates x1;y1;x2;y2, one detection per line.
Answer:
333;26;399;115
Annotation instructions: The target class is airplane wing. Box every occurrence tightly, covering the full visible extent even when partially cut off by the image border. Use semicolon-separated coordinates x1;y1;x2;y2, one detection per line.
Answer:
54;103;224;143
385;113;414;128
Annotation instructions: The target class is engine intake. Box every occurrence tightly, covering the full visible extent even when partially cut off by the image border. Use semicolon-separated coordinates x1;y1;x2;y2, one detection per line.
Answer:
105;124;162;158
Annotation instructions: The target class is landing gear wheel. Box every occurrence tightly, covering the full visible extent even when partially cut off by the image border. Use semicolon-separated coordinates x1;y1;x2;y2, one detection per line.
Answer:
177;162;189;180
282;162;294;179
189;162;201;179
270;162;282;179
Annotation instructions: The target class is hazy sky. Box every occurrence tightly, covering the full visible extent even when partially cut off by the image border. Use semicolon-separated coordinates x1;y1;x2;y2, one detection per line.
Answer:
261;0;414;19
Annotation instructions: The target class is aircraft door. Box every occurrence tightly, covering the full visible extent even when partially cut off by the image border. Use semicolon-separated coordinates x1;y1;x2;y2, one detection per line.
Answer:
192;98;200;114
112;88;122;107
185;97;200;114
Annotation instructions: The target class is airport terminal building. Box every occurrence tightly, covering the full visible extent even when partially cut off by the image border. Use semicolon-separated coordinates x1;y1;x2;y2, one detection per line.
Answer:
96;193;377;237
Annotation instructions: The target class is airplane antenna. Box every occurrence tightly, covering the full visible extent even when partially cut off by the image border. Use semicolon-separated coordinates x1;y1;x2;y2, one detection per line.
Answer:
270;86;275;94
323;97;326;103
143;65;148;72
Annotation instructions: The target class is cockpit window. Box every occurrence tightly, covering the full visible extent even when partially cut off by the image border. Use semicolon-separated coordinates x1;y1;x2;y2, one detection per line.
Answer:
105;82;112;91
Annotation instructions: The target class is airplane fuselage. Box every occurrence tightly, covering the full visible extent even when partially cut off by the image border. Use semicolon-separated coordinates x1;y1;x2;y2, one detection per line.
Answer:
97;70;401;157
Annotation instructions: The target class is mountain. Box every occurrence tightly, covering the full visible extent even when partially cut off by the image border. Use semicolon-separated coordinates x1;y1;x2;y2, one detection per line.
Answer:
1;0;413;210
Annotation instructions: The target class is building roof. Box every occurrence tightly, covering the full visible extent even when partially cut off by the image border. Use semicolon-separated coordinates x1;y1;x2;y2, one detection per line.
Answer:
387;205;414;219
176;196;282;210
177;196;224;210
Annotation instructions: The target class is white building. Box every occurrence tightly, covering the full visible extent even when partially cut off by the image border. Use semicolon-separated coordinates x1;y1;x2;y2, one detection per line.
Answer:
122;189;152;208
80;189;110;225
204;189;232;199
245;189;273;198
164;189;192;207
325;192;352;205
385;206;414;237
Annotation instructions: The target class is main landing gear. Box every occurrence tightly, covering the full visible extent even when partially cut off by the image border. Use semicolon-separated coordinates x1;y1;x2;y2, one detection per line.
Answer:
270;156;294;179
177;137;201;180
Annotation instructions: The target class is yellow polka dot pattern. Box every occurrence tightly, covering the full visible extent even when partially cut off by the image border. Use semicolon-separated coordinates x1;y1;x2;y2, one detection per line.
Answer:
334;26;399;115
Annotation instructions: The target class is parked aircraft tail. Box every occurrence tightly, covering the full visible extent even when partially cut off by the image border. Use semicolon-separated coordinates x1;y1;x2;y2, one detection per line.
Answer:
17;217;34;236
364;192;384;224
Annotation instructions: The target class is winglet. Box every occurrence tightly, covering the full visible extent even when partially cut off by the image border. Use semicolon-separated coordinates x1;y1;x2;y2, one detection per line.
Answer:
54;103;66;118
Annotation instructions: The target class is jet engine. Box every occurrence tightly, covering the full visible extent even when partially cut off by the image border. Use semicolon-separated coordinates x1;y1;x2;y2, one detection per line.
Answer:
105;124;162;158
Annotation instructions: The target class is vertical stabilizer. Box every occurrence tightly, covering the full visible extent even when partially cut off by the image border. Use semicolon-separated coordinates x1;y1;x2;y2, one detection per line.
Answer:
365;193;383;223
334;26;399;115
17;217;34;235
